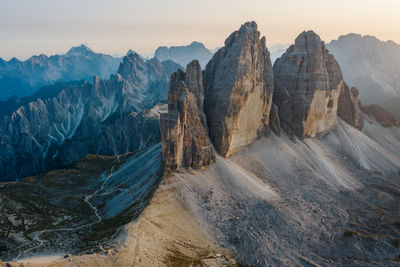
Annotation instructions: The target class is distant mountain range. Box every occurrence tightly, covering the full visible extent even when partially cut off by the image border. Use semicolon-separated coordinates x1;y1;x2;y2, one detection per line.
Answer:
155;41;213;69
327;34;400;104
2;22;400;266
0;45;122;101
0;52;180;181
269;44;287;63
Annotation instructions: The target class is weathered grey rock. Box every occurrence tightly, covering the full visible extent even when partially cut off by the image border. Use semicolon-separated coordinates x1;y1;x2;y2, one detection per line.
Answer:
160;60;215;172
204;21;274;157
338;84;363;129
269;103;280;136
273;31;343;138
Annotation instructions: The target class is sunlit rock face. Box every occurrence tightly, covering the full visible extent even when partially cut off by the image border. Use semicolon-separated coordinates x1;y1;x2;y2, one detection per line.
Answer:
338;84;364;130
160;60;215;172
273;31;343;138
203;21;274;157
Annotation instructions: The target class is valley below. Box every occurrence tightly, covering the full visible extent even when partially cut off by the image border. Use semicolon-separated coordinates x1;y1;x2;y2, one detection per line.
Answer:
1;119;400;266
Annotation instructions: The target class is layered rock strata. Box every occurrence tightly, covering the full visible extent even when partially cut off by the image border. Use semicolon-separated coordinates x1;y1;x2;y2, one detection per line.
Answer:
273;31;343;138
203;21;274;157
338;84;364;129
160;60;215;172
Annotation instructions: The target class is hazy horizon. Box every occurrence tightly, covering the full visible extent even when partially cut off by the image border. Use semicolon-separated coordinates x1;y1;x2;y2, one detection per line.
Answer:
1;0;399;60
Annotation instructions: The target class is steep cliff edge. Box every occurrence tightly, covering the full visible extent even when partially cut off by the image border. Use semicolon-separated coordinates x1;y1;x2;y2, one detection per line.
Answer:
203;21;274;157
338;84;364;129
160;60;215;172
273;31;343;138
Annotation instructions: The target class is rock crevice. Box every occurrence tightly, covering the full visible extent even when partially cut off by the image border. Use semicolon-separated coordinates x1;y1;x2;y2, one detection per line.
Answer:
160;60;215;172
203;21;274;157
273;31;343;138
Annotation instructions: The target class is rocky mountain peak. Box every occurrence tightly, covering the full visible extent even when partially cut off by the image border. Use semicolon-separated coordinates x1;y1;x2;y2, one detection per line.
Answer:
189;41;206;48
224;21;260;47
293;30;325;51
160;60;215;172
117;52;146;82
7;57;21;66
338;84;364;129
66;44;94;56
203;21;274;157
273;30;344;138
154;41;213;69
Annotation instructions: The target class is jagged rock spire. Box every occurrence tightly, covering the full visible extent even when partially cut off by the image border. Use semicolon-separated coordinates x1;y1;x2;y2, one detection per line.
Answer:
273;30;343;138
160;60;215;172
203;21;274;157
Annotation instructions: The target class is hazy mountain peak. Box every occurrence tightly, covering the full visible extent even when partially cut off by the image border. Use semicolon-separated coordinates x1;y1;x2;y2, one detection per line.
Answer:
189;41;206;48
240;21;258;33
327;33;400;104
126;49;136;56
7;57;21;65
154;41;213;69
294;30;323;49
0;57;6;67
67;44;94;56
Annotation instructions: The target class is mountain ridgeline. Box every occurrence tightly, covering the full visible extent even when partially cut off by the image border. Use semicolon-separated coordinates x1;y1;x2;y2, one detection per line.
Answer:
0;45;122;101
155;41;213;69
1;21;400;266
1;22;398;183
327;34;400;105
0;53;180;181
161;22;397;172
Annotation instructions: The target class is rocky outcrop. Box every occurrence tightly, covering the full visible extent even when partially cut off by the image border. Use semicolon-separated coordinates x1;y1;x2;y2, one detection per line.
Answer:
338;84;363;129
0;53;180;181
160;60;215;172
203;21;274;157
360;104;399;127
273;31;343;138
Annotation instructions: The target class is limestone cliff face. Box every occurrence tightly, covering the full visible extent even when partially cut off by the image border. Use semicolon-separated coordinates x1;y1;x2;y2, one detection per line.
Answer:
160;60;215;172
338;84;364;129
203;21;274;157
273;31;343;138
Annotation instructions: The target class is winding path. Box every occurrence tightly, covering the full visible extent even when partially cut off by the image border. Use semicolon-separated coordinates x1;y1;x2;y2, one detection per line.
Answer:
14;164;116;260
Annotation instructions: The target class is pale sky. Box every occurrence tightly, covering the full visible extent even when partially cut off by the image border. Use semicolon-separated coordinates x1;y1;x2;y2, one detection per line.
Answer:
1;0;399;60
